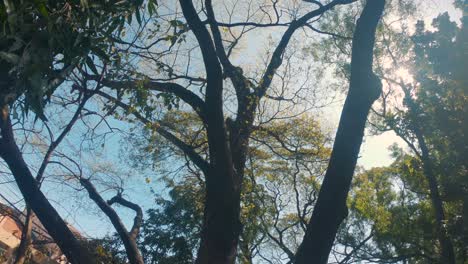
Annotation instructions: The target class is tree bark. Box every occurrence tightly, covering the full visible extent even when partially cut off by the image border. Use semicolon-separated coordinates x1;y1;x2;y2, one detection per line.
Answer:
179;2;240;263
14;206;32;264
195;165;241;264
294;1;385;263
80;178;144;264
0;106;95;264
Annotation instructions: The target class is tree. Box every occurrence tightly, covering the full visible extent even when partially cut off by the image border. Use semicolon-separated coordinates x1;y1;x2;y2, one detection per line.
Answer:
336;156;442;263
86;1;362;263
294;1;385;262
122;113;331;263
2;1;462;264
329;4;467;262
139;177;203;264
0;0;143;262
0;100;95;264
369;5;467;263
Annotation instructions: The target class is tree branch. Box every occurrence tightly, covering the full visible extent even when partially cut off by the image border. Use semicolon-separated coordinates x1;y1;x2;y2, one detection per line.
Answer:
0;106;94;264
79;177;143;264
179;0;223;108
108;194;143;240
36;92;91;183
92;89;210;175
87;76;207;122
257;0;356;98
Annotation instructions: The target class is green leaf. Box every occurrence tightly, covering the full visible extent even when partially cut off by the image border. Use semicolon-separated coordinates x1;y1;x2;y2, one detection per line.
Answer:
33;0;49;18
91;47;110;62
106;20;120;35
148;2;154;16
80;0;89;9
135;9;142;25
8;37;24;52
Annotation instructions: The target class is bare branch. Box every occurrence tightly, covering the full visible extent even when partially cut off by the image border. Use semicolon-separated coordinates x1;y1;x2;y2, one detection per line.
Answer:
108;194;143;240
91;89;210;175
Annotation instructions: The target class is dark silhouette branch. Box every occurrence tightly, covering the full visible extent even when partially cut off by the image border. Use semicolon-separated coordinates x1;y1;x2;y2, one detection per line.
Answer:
13;207;32;264
79;177;144;264
0;106;94;264
87;76;207;122
108;193;143;240
36;92;91;183
257;0;357;99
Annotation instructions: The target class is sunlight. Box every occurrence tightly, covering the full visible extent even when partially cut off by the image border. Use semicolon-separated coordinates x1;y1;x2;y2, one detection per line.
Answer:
395;67;414;84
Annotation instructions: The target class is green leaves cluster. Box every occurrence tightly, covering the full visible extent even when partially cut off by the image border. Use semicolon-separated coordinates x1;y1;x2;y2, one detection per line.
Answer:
122;113;332;262
340;7;468;263
0;0;145;118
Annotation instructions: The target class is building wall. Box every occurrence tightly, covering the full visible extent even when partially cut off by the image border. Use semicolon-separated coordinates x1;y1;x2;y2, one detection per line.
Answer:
0;216;21;249
0;207;78;264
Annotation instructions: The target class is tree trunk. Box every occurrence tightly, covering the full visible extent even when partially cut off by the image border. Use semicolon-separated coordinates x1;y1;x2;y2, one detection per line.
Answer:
178;1;242;263
0;106;95;264
195;162;241;264
14;206;32;264
397;82;457;263
413;127;456;263
194;112;251;264
80;178;144;264
294;1;385;263
194;111;242;264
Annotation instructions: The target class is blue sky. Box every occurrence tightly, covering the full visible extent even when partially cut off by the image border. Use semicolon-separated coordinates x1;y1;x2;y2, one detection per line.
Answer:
0;0;462;240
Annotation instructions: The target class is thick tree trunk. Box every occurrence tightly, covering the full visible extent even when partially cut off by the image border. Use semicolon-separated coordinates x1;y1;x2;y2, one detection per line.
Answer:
0;106;95;264
178;1;242;263
14;207;32;264
80;178;144;264
194;108;251;264
294;1;385;263
195;163;241;264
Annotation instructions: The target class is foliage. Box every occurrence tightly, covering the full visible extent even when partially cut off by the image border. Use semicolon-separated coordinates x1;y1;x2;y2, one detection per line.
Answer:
410;11;467;201
124;114;332;263
0;0;143;117
86;238;128;264
338;7;468;263
139;177;203;264
0;1;465;263
341;156;438;263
